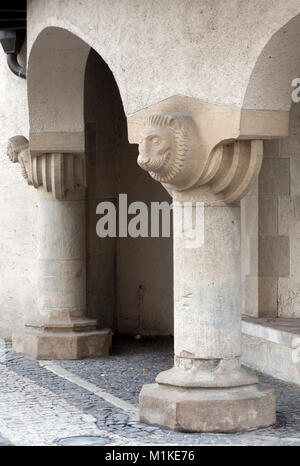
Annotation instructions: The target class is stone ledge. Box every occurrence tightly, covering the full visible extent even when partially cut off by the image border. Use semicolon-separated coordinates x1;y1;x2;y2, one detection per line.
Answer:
242;316;300;348
242;317;300;385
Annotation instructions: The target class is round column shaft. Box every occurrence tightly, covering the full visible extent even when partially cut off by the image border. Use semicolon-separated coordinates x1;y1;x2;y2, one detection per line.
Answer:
37;189;87;322
156;201;257;388
174;202;241;360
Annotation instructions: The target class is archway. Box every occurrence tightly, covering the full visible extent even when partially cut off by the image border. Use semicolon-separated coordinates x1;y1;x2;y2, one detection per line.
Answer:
84;48;173;336
13;26;173;359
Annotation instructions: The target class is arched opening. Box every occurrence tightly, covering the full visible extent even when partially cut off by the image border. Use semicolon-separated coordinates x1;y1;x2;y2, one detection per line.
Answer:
27;27;173;348
84;48;173;335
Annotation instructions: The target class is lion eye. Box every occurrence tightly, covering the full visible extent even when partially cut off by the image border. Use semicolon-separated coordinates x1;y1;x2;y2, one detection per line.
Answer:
151;136;161;145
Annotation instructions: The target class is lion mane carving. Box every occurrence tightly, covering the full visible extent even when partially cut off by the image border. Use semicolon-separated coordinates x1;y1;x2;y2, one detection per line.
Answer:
7;135;33;185
137;114;195;189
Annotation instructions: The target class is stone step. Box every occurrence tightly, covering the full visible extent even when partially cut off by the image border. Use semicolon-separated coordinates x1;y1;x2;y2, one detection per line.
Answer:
242;317;300;386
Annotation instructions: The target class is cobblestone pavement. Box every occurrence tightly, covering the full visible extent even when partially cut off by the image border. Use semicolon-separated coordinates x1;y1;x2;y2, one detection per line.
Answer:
0;336;300;445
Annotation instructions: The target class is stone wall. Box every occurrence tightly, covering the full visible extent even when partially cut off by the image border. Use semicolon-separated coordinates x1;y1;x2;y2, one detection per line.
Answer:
277;103;300;317
0;44;38;338
242;103;300;318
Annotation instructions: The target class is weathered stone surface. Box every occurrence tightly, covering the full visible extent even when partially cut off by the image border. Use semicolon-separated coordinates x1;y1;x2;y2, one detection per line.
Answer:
242;316;300;385
12;327;111;360
248;236;259;275
263;140;280;158
134;106;264;204
259;276;278;317
259;236;290;277
278;277;300;318
156;357;258;388
173;203;242;360
259;158;290;196
244;196;259;236
139;383;275;432
259;196;278;236
243;275;259;317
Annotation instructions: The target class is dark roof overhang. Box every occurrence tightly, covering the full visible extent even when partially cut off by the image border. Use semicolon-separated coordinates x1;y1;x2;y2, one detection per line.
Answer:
0;2;26;79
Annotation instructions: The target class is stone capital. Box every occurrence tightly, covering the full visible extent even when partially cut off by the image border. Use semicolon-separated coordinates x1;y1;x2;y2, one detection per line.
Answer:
128;96;288;204
7;135;86;199
137;115;263;203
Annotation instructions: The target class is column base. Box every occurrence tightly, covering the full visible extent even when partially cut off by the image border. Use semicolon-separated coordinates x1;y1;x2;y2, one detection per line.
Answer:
12;319;112;360
139;383;276;432
157;357;259;387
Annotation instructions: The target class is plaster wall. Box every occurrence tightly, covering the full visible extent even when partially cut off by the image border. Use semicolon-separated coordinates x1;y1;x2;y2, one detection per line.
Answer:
0;45;38;338
27;0;300;115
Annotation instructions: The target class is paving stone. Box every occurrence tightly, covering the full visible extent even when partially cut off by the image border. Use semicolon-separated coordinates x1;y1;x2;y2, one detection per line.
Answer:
56;436;110;446
0;337;300;445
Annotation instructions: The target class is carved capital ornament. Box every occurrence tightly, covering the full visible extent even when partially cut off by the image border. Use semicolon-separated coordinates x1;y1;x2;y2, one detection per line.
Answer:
137;113;263;203
7;136;86;199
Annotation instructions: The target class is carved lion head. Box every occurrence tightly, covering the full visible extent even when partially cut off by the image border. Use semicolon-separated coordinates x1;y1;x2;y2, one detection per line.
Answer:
7;135;32;185
7;135;29;163
137;114;188;185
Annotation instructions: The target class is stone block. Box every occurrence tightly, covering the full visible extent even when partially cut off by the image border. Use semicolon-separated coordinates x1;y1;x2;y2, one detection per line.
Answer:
294;196;300;221
278;277;300;318
248;236;258;275
263;139;280;158
139;383;275;432
259;158;290;196
291;157;300;197
259;236;289;277
242;317;300;385
243;275;258;317
259;276;278;317
12;327;111;360
278;196;294;236
259;196;277;236
244;196;258;236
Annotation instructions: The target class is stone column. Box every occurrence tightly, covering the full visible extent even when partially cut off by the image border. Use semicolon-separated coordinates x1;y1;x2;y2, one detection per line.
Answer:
7;136;111;359
135;112;276;432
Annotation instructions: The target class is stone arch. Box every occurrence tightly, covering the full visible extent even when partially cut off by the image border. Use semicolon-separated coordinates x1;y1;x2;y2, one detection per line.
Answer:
243;13;300;113
28;27;91;136
25;26;173;341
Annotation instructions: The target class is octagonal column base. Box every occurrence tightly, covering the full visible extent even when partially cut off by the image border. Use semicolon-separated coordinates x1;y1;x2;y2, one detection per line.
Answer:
139;383;276;432
12;322;111;360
